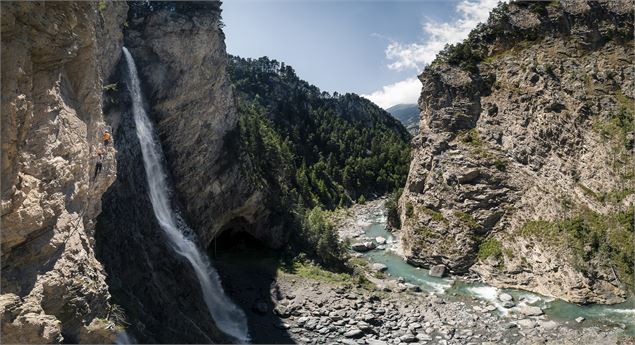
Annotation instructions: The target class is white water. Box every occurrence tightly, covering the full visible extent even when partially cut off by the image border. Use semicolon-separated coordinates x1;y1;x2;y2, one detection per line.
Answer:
122;47;249;343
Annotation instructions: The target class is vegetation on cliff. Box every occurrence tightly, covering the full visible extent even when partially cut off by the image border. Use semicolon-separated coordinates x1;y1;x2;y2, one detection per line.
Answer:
231;56;411;265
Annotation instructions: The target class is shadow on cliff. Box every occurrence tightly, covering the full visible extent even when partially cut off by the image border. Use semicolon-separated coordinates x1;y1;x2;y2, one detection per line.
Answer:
211;225;296;344
94;61;232;343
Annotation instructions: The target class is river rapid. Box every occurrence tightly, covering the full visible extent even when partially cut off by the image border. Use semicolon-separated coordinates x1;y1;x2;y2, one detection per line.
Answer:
338;199;635;337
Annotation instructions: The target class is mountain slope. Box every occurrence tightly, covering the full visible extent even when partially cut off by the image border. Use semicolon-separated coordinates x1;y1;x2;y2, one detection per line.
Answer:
399;0;633;304
387;103;420;135
229;56;411;210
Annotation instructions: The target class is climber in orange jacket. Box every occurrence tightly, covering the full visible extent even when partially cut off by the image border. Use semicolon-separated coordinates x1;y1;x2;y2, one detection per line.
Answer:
103;130;111;146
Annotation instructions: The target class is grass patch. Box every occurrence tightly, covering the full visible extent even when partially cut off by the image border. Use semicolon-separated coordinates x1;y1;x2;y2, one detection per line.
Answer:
414;226;438;238
373;271;388;279
615;90;635;114
421;207;447;223
459;128;484;147
97;0;107;12
280;260;352;284
454;211;480;229
503;247;514;259
578;183;601;201
478;238;502;260
494;159;507;172
348;257;368;268
405;202;414;218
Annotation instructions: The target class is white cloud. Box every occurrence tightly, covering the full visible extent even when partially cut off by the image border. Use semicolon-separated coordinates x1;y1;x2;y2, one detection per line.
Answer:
387;0;500;71
365;0;501;109
362;77;421;109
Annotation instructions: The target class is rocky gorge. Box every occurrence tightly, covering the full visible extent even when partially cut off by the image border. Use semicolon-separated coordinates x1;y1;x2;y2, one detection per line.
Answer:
399;0;634;305
1;0;634;344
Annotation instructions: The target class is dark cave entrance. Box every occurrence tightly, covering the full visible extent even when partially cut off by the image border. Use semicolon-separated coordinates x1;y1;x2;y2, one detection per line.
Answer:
209;218;296;344
208;217;271;258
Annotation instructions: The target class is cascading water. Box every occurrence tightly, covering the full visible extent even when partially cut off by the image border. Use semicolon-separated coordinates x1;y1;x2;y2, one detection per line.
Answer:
122;47;249;343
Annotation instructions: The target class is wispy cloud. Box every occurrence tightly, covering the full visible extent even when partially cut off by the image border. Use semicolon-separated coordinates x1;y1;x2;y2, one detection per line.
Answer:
362;77;421;109
387;0;500;71
364;0;500;109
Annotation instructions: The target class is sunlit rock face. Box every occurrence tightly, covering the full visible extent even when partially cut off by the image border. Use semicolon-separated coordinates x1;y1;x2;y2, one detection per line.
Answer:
400;0;634;304
1;1;128;342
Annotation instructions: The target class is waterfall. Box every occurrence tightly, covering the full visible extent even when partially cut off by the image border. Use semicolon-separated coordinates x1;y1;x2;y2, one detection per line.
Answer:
121;47;249;343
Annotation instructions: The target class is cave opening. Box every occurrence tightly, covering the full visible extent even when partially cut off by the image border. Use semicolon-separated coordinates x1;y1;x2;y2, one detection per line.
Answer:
209;218;295;344
209;217;275;258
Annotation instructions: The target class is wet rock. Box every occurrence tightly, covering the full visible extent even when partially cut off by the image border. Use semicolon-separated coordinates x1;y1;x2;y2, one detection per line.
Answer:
352;241;376;252
498;293;513;302
429;265;447;278
404;283;421;292
519;305;543;316
372;263;388;272
502;301;515;308
352;243;371;252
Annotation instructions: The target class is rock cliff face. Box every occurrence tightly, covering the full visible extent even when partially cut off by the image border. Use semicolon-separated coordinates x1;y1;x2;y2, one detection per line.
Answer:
1;1;127;343
92;3;257;343
400;1;634;304
122;2;270;248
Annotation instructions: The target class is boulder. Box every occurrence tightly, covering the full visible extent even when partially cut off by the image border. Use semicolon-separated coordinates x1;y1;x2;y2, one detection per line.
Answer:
575;316;585;323
498;293;513;302
273;305;290;318
344;328;364;338
371;263;388;272
519;305;543;316
399;334;417;343
352;242;371;252
516;319;536;329
404;283;422;292
429;264;447;278
375;236;387;245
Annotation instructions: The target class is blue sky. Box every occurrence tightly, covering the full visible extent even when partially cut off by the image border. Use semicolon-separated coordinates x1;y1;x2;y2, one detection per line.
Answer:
222;0;499;108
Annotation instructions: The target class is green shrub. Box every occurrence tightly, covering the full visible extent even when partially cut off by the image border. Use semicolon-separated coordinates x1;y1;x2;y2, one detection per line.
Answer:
301;207;348;266
494;159;507;172
421;207;447;223
478;238;502;260
454;211;479;229
405;202;414;218
459;128;484;147
385;188;403;229
357;195;366;204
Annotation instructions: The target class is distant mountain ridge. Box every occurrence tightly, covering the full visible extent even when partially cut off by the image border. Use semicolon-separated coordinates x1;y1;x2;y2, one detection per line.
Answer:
387;103;419;135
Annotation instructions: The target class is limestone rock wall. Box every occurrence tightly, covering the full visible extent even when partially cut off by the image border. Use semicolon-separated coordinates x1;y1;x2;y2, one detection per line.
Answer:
123;2;270;248
1;1;128;343
400;0;634;304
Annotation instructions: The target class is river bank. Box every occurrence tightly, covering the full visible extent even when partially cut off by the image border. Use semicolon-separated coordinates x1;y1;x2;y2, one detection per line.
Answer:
213;198;633;344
